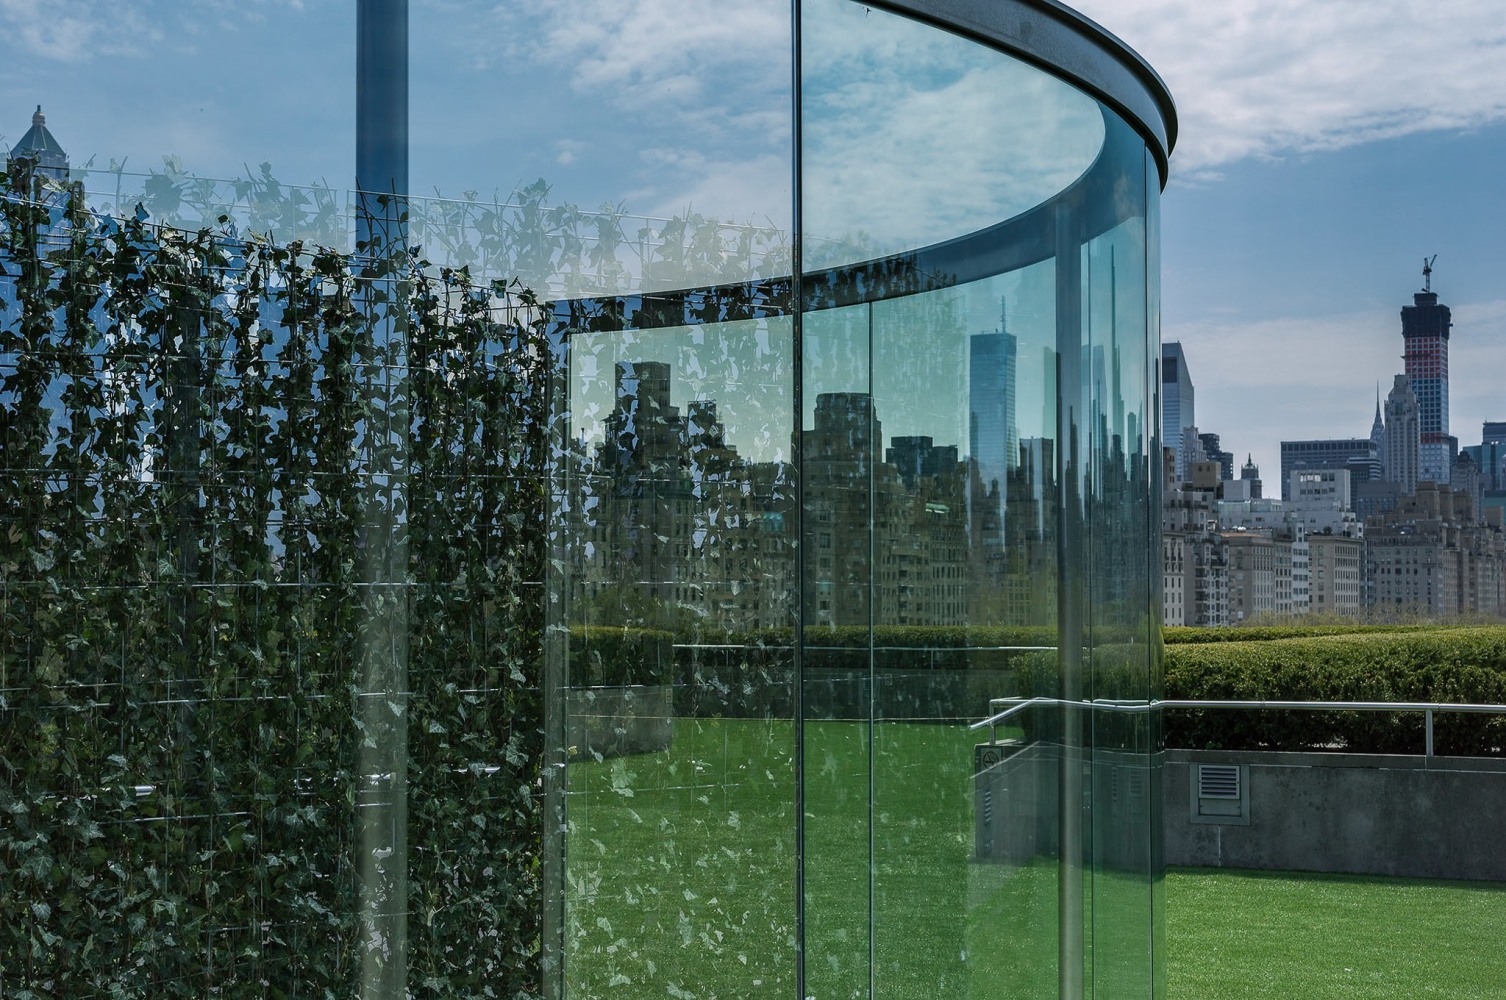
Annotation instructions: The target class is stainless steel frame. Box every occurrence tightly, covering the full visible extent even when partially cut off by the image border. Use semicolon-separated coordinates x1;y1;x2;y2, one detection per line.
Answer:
976;697;1506;759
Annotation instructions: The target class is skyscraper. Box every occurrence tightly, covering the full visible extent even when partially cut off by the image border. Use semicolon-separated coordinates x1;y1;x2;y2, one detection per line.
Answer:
1401;264;1453;484
1240;454;1262;500
1384;373;1421;495
969;299;1018;500
1162;341;1195;481
1199;432;1234;481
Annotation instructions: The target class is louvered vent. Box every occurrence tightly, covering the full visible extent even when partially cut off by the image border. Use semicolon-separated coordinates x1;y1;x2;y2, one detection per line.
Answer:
1198;764;1241;800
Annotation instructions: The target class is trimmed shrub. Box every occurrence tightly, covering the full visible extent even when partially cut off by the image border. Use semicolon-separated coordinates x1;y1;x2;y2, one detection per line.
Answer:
1164;627;1506;755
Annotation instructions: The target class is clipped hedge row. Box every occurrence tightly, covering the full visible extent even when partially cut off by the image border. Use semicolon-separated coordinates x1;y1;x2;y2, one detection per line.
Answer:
565;625;1159;725
1163;624;1435;644
568;624;1506;755
1163;627;1506;755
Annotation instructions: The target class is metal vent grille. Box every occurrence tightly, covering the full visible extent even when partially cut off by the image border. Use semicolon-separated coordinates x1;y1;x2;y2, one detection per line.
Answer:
1198;764;1241;800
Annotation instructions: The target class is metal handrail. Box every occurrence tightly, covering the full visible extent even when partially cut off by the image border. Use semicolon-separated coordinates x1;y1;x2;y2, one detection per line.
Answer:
972;696;1506;758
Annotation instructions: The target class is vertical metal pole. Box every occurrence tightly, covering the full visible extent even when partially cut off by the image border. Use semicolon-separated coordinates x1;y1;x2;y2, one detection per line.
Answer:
356;4;409;998
1055;199;1086;1000
357;0;409;259
542;310;571;1000
790;3;807;999
1425;709;1434;758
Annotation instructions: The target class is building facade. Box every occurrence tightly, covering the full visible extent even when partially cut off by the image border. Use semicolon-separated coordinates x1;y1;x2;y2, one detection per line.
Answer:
1384;373;1421;495
1280;437;1382;501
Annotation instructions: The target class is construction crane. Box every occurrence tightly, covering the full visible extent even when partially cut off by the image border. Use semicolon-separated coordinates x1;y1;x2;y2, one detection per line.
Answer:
1423;254;1437;292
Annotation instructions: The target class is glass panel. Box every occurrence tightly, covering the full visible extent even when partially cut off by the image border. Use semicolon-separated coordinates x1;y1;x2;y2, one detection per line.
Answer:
800;3;1159;999
3;6;354;240
866;266;1064;999
801;301;876;1000
559;316;798;998
1082;121;1151;997
1145;145;1168;1000
800;0;1103;270
418;2;800;997
410;0;793;298
0;9;385;995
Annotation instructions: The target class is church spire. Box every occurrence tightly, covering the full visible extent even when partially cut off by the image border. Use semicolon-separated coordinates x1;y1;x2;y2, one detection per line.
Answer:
10;104;69;182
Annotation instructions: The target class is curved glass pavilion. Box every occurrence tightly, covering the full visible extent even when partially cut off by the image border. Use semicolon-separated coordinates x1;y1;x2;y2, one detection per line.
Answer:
546;3;1176;999
0;1;1172;997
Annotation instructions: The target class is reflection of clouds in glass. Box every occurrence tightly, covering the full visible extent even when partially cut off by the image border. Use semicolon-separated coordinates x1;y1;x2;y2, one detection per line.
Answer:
432;0;793;225
802;0;1104;268
1;1;347;191
0;0;306;63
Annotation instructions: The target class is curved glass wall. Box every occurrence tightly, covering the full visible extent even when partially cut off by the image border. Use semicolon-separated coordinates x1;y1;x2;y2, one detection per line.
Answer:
797;6;1158;997
549;2;1170;998
0;1;1170;997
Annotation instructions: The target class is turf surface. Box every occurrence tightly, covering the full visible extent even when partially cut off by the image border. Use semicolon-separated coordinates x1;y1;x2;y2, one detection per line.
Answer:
560;718;1506;998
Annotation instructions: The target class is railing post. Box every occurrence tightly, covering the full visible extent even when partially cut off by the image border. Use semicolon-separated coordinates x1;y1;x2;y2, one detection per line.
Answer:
1425;709;1434;758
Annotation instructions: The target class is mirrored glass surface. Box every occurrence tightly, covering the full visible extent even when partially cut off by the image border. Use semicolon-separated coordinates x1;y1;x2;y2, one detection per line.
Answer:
558;315;798;998
799;4;1159;999
411;0;793;297
801;0;1104;271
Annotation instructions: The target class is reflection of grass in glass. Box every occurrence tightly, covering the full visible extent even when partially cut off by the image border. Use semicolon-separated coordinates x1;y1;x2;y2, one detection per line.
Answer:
1166;868;1506;1000
565;717;798;998
564;718;1049;1000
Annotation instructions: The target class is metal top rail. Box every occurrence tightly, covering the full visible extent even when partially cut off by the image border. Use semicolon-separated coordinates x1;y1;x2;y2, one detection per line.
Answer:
972;696;1506;758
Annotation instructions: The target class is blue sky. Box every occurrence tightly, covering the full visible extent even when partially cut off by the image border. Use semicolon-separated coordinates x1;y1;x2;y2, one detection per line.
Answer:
3;0;1503;483
1073;0;1506;483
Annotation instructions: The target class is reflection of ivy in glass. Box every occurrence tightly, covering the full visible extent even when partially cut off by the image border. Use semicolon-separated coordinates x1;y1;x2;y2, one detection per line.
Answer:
73;157;802;299
0;159;547;996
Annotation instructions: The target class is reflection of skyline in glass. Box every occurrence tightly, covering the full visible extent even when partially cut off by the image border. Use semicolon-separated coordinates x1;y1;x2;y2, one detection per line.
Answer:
969;297;1020;501
569;355;1067;632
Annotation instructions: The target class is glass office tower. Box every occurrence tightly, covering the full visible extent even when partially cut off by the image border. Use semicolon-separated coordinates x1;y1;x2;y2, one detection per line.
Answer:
1;1;1172;997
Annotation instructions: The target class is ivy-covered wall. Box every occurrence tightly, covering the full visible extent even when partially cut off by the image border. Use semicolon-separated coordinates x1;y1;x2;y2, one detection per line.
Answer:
0;162;546;997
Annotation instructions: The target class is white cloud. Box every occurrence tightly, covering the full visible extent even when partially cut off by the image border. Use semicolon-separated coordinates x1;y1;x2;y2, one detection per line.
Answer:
0;0;160;61
1071;0;1506;180
463;0;788;125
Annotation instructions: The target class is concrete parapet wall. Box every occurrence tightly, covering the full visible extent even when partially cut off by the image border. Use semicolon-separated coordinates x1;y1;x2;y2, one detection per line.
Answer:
1166;749;1506;881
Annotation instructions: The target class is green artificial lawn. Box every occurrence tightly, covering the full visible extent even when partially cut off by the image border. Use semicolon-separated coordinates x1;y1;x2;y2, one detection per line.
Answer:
1165;868;1506;1000
561;718;1506;999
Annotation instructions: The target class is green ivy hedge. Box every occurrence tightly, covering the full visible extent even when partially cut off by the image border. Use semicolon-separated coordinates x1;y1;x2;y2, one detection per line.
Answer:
1;163;547;997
